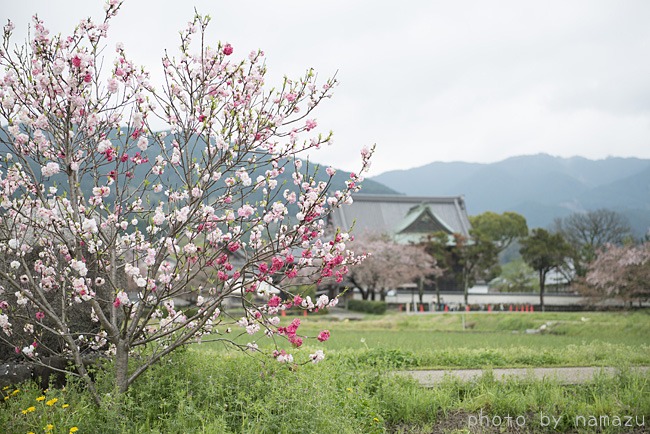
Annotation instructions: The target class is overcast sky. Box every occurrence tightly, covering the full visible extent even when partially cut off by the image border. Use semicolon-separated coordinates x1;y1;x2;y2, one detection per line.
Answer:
3;1;650;175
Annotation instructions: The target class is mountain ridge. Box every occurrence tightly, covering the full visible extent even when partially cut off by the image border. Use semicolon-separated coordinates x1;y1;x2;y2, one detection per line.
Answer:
372;154;650;237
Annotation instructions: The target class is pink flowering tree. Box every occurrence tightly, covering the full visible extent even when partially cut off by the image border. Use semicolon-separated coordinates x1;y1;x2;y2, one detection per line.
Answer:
584;242;650;306
347;233;440;301
0;2;373;405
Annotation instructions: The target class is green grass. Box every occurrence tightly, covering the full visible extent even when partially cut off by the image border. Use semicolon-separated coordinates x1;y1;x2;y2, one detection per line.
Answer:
299;311;650;346
1;311;648;433
379;368;650;433
2;347;648;433
220;311;650;369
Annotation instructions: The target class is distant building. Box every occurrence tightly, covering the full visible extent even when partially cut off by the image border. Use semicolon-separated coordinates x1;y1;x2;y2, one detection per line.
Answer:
329;194;471;244
328;194;473;295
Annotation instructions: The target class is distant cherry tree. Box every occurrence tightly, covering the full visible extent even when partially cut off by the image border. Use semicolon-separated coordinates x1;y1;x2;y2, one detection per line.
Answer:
347;233;439;301
0;1;372;405
585;242;650;306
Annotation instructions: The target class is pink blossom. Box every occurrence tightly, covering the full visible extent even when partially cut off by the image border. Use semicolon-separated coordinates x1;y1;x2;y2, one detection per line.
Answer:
0;314;12;337
273;349;293;363
316;295;330;309
113;291;129;308
268;295;281;308
270;256;284;272
35;311;45;321
257;262;269;274
317;330;330;342
287;318;300;334
107;78;119;93
137;136;148;151
237;204;255;218
223;43;233;55
289;335;303;348
41;162;60;177
309;350;325;363
305;119;317;131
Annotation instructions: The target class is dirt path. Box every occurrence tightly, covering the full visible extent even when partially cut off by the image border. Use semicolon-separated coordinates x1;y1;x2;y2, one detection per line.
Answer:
397;366;649;386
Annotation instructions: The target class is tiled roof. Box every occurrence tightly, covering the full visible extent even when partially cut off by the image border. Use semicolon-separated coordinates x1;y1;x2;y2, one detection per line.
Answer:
330;194;471;239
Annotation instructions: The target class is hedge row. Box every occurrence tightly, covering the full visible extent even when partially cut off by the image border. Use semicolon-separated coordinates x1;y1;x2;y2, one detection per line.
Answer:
347;300;387;315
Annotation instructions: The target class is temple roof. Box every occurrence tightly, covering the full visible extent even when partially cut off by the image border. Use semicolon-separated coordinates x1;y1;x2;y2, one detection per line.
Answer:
329;194;471;243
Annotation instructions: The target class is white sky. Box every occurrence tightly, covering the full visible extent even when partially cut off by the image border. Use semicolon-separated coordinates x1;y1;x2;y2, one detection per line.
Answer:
3;1;650;175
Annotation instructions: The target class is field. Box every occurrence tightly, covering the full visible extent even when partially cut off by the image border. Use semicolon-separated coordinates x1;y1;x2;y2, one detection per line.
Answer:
292;311;650;368
1;311;649;433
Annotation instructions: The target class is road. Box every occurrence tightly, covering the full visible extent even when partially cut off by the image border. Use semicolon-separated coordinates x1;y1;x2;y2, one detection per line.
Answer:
397;366;650;386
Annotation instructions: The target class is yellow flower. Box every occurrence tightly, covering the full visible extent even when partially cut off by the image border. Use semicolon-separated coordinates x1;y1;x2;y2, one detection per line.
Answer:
45;424;54;433
21;406;36;414
62;404;70;409
11;389;20;396
69;428;79;433
46;398;58;406
2;385;9;390
36;395;45;401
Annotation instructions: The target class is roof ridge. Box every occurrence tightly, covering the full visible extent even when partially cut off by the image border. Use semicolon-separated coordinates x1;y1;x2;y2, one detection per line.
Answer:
352;193;464;202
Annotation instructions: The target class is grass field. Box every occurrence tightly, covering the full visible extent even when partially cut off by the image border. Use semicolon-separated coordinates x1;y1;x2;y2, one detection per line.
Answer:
225;310;650;369
1;311;648;433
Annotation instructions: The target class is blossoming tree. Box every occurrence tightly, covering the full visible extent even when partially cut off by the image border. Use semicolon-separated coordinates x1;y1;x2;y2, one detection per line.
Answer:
347;233;440;302
0;1;372;405
585;242;650;306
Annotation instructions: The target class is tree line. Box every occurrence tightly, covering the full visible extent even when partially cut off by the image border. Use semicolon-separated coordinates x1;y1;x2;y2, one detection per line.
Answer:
347;209;649;310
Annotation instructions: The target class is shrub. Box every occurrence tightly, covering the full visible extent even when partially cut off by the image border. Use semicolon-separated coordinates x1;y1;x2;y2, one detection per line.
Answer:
348;300;387;314
355;348;420;368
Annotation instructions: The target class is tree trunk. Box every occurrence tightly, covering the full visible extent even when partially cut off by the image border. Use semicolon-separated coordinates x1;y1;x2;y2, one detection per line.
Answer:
539;270;546;312
115;340;130;394
435;281;440;308
370;290;376;301
418;276;424;305
353;280;369;300
380;288;386;302
463;273;469;306
328;285;337;300
349;277;368;300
